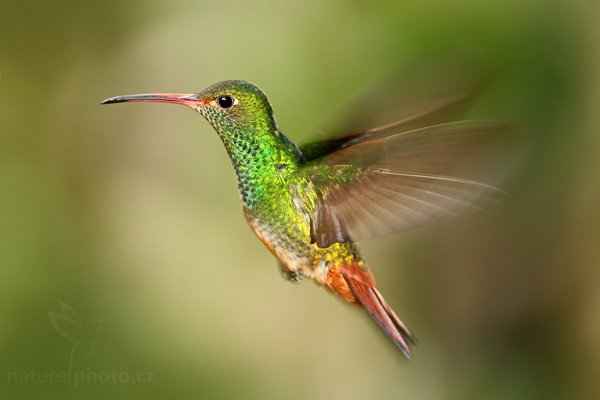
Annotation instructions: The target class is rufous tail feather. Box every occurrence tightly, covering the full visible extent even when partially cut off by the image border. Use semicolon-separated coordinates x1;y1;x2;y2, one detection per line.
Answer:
339;264;416;358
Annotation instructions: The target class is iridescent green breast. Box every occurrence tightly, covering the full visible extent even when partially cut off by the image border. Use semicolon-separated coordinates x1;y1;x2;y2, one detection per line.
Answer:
243;162;316;262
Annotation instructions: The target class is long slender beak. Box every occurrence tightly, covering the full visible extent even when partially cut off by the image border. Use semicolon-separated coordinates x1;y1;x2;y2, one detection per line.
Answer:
100;93;202;108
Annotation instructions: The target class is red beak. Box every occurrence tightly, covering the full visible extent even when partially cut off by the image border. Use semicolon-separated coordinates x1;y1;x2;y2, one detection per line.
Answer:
100;93;202;108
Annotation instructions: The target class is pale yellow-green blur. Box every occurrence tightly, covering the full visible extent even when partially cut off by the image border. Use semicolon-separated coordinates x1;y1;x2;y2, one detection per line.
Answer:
1;0;599;399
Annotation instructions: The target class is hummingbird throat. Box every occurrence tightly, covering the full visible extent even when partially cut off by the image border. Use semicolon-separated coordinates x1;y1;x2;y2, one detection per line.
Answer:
217;127;303;209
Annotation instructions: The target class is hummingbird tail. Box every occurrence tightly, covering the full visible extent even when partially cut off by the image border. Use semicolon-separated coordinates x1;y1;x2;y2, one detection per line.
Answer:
333;264;416;358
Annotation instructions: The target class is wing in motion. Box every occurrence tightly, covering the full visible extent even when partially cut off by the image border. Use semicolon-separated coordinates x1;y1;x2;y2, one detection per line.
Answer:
301;121;508;248
300;68;489;161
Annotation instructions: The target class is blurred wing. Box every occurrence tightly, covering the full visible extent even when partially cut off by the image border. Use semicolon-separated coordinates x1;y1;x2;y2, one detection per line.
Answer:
303;120;507;248
300;69;488;160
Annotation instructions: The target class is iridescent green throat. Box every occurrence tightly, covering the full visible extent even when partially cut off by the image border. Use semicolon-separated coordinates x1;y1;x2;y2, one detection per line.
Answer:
201;108;304;209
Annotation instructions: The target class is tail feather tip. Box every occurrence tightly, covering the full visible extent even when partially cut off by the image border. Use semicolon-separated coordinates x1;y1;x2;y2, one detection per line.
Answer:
343;270;416;359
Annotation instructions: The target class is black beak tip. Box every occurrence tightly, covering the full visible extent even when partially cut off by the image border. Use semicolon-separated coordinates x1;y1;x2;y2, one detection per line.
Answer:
100;97;118;105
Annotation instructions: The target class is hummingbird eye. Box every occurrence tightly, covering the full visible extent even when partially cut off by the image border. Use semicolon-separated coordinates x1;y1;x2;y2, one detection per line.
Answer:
217;95;235;109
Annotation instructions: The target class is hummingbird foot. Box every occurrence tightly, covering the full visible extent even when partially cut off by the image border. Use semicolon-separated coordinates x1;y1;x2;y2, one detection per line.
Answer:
277;261;303;282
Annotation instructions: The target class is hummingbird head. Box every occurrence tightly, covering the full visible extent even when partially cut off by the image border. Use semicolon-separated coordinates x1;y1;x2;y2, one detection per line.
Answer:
102;80;305;195
101;80;279;138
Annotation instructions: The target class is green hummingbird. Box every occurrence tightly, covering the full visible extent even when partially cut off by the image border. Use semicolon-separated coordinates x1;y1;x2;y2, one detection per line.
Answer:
101;78;505;358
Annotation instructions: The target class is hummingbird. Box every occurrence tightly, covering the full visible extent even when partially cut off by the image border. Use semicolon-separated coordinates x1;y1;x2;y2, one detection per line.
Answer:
101;78;505;358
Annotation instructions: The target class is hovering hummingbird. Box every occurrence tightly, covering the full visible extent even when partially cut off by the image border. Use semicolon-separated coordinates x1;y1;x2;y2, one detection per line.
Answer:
102;77;505;358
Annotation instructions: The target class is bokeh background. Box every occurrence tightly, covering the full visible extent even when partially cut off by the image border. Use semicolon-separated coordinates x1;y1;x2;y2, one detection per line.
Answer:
1;0;599;399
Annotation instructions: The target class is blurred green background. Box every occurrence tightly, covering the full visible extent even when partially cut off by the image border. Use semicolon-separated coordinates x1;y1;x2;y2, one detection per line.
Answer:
1;0;599;399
